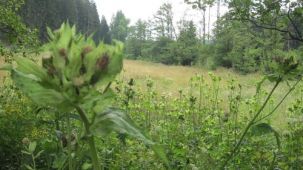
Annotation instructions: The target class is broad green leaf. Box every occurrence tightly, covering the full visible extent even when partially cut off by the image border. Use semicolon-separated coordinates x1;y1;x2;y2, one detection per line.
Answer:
28;141;37;153
90;108;153;143
251;123;281;149
90;108;169;166
11;69;69;110
15;57;48;80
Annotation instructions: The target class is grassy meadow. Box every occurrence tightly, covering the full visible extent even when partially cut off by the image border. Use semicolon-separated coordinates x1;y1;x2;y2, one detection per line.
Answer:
121;59;299;129
1;58;298;129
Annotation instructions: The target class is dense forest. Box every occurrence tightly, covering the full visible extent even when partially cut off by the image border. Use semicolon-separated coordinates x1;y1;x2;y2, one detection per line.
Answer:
0;0;109;46
20;0;102;42
1;0;303;169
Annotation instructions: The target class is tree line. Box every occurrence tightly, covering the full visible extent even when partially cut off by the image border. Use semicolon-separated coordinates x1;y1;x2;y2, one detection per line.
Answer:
1;0;302;74
0;0;112;47
19;0;102;42
123;1;303;73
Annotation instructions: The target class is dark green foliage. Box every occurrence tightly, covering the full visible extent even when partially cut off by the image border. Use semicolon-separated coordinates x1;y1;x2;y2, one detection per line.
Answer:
125;20;148;59
0;0;38;47
19;0;103;43
110;11;130;42
125;19;200;66
174;21;199;65
99;16;112;44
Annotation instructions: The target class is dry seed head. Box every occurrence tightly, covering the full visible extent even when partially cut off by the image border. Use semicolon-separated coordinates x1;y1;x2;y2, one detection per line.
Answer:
22;137;30;145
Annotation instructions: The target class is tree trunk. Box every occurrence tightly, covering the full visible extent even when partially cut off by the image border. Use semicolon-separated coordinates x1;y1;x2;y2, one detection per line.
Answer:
203;9;206;44
217;0;220;20
208;5;211;41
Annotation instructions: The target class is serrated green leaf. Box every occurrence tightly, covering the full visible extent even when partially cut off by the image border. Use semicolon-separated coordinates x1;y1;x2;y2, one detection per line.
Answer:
15;57;48;80
47;27;55;40
11;69;69;110
90;108;151;142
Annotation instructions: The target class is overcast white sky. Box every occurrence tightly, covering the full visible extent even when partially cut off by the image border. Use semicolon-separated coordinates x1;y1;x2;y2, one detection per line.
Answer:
95;0;228;35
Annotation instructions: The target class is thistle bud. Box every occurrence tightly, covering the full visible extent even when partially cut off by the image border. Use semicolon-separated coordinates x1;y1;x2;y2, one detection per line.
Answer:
128;78;134;86
96;54;109;71
59;48;67;57
59;48;69;64
89;54;110;85
42;55;56;77
222;112;229;122
81;46;93;60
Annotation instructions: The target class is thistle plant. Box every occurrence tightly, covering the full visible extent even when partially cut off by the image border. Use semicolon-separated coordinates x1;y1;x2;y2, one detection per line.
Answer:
1;23;167;169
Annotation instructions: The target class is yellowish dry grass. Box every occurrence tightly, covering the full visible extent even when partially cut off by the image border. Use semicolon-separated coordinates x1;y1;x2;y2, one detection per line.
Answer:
122;59;261;95
0;57;7;80
122;59;299;129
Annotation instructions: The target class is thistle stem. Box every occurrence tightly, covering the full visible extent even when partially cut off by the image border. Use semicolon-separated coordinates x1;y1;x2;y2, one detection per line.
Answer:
67;113;73;170
75;105;101;170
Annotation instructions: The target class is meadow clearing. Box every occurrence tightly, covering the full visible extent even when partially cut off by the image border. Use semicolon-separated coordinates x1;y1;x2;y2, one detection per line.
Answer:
1;58;298;129
121;59;299;129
